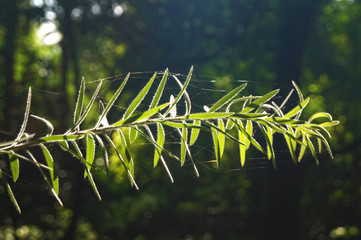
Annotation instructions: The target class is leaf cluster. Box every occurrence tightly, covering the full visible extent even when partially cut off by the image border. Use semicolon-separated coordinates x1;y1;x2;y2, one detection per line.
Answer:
0;67;339;213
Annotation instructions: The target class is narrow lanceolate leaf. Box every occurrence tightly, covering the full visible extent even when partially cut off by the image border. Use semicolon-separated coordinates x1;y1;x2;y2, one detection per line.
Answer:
292;81;304;103
241;89;279;113
261;125;276;168
237;121;247;167
41;144;59;195
180;125;188;166
74;80;103;128
218;119;226;158
93;134;109;174
0;169;21;214
308;112;333;123
173;75;192;115
319;121;340;128
41;134;84;143
9;151;19;182
305;135;319;165
182;112;234;120
114;102;169;126
164;66;193;116
74;77;86;124
233;120;265;154
123;72;157;120
58;140;69;151
129;126;138;144
203;121;246;147
84;134;95;178
245;120;252;148
298;134;308;162
84;166;102;201
284;126;297;165
116;129;136;186
143;125;173;182
150;69;168;109
15;87;32;142
168;95;177;118
189;120;201;146
154;123;165;167
209;83;247;112
284;97;310;118
97;73;130;127
26;150;63;206
212;128;221;169
104;134;139;189
30;114;54;136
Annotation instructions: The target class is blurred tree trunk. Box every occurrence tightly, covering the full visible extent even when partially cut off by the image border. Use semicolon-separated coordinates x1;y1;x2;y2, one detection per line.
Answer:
265;1;328;240
1;1;19;134
58;2;83;240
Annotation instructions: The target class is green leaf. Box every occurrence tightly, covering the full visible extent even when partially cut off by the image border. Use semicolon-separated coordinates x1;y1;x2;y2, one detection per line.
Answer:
261;125;275;168
241;89;279;113
9;151;19;182
114;102;169;126
123;72;157;120
84;166;102;201
143;126;174;182
319;120;340;128
30;114;54;136
58;140;69;151
41;135;84;143
180;125;188;166
0;169;21;214
284;126;297;165
211;128;221;169
209;83;247;112
245;120;252;148
284;97;310;118
84;134;95;178
298;134;308;162
150;69;168;109
129;126;138;144
189;120;201;146
104;134;139;189
292;81;304;102
74;80;103;128
182;112;234;120
93;134;109;174
237;120;247;167
41;144;59;195
233;120;265;154
305;135;319;165
74;77;85;124
203;121;246;147
218;119;226;158
164;66;193;116
26;150;63;206
308;112;332;123
15;87;32;142
97;73;130;127
154;123;165;167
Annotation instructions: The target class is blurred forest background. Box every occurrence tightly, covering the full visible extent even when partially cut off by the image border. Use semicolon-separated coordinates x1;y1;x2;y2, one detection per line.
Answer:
0;0;361;239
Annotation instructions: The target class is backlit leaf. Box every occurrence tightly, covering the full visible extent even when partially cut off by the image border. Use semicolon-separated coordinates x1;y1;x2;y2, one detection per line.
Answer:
209;83;247;112
41;144;59;194
123;72;157;120
9;151;19;182
150;69;168;109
